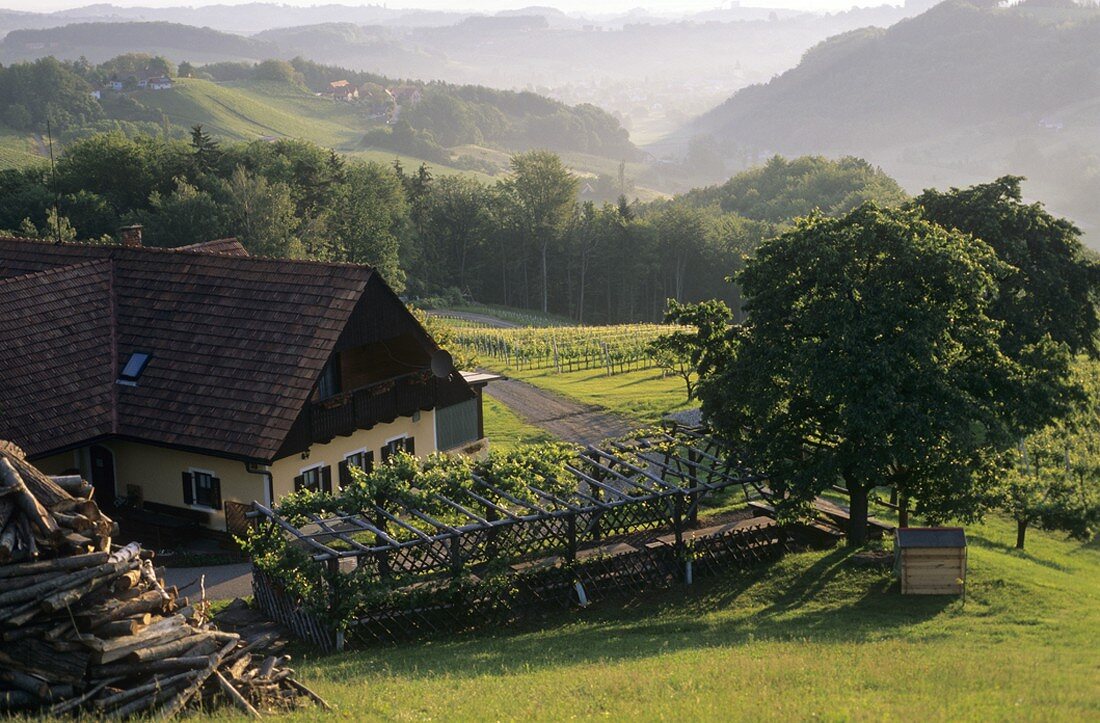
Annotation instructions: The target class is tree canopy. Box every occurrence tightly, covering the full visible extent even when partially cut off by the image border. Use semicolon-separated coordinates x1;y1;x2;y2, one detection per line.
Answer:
913;176;1100;357
696;203;1077;544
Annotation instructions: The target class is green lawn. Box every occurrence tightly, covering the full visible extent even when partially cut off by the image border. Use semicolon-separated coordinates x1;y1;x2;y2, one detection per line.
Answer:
499;365;694;426
261;515;1099;721
123;78;366;149
483;395;554;451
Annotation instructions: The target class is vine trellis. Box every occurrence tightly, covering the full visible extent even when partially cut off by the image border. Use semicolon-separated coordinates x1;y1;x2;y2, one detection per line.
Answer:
248;428;788;650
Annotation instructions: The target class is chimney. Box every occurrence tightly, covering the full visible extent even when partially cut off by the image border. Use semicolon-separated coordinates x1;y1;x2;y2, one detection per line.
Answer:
118;224;143;248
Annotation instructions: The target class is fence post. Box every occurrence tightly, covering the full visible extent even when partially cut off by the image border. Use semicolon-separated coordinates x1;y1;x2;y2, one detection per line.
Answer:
449;534;464;579
687;448;700;526
592;486;602;543
674;492;689;584
566;511;578;565
325;557;343;650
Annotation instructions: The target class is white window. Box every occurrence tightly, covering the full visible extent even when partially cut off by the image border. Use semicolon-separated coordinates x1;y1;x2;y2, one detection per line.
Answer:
381;435;415;462
295;464;332;494
183;467;221;509
340;449;375;487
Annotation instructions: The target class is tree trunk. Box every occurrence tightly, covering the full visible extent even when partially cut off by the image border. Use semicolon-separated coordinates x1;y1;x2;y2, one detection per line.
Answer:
898;491;909;528
847;483;869;547
1016;518;1028;550
541;241;549;313
578;256;587;325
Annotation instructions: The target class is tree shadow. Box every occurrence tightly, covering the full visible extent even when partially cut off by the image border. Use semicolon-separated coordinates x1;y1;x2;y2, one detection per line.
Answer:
968;533;1073;572
304;548;955;681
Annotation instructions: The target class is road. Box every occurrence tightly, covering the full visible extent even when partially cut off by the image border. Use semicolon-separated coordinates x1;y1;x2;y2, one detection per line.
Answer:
426;309;518;328
164;563;253;601
485;376;635;446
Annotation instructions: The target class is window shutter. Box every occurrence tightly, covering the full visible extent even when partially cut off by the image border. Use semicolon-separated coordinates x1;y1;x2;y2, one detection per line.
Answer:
210;477;222;510
321;465;333;494
338;460;350;488
294;474;304;492
405;437;415;455
182;472;194;505
381;445;392;463
364;451;375;473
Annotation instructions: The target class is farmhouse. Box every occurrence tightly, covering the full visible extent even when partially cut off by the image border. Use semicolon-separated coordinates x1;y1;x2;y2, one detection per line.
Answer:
329;80;359;101
0;231;492;535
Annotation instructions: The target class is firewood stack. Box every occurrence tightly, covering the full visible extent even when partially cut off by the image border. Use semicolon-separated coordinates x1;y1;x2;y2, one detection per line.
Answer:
0;442;330;718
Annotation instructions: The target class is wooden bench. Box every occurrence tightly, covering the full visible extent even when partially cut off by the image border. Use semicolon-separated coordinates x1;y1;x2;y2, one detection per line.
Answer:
749;498;891;538
645;516;776;549
510;541;639;573
576;542;638;561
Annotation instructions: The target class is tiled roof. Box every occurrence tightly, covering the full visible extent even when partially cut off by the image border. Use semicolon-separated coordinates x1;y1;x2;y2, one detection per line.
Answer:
174;238;250;256
0;238;393;462
0;260;115;456
0;236;249;279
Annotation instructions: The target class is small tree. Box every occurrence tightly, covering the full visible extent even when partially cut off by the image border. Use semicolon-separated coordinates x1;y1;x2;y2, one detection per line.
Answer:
1000;359;1100;549
190;124;220;175
696;204;1075;545
649;298;734;400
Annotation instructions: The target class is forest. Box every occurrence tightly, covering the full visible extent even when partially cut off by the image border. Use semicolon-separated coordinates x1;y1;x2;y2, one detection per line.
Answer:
0;130;906;323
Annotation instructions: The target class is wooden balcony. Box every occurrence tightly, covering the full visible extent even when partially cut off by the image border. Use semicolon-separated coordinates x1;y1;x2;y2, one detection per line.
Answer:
310;371;438;442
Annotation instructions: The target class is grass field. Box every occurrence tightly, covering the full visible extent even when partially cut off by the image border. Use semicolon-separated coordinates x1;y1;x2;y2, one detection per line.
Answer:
496;365;693;427
262;514;1098;721
125;78;366;149
482;396;555;451
0;128;44;168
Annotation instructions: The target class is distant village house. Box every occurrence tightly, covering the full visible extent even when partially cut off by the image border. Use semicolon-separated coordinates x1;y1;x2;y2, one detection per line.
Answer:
329;80;359;101
104;69;174;92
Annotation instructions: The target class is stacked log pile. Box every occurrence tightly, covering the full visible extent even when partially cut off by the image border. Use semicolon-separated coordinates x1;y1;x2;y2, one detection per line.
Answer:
0;442;329;718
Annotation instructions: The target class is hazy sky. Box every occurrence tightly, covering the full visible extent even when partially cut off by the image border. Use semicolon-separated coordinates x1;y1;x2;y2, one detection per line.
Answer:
0;1;902;14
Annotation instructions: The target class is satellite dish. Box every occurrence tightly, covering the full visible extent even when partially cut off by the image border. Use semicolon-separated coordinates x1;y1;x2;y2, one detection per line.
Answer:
431;349;455;379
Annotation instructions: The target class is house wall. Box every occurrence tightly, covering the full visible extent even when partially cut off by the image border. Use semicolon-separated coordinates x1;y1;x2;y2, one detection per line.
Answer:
34;442;268;531
32;408;461;530
269;410;438;499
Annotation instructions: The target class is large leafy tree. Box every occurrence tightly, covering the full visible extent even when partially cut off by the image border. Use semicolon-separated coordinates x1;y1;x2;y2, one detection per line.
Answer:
914;176;1100;356
697;203;1075;545
501;151;578;314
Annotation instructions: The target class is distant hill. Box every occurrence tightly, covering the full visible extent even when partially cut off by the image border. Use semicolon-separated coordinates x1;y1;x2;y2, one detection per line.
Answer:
683;0;1100;238
0;22;276;64
0;5;933;145
0;54;640;185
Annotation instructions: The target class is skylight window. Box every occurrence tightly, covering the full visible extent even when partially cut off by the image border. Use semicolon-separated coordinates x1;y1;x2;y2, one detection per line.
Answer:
118;352;152;385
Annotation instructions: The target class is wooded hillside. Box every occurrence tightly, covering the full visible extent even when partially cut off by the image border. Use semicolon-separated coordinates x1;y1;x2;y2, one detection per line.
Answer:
686;0;1100;238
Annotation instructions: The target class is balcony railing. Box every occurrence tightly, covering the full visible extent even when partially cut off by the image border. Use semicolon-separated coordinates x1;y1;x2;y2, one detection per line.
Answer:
310;370;438;442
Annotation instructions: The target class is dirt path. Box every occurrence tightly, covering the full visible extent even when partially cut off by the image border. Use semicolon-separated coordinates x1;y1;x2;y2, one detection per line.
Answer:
486;376;635;446
427;309;518;328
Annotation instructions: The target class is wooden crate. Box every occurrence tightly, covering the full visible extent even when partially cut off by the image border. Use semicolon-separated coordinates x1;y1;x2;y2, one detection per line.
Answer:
895;528;967;595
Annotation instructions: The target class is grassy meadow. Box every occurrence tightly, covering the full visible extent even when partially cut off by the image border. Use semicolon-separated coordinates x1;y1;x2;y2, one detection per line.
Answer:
124;78;367;149
482;395;554;451
224;514;1098;721
497;365;694;427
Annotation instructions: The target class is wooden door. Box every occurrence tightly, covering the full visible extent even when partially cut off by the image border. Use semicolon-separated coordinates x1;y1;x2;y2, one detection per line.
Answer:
89;445;116;507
